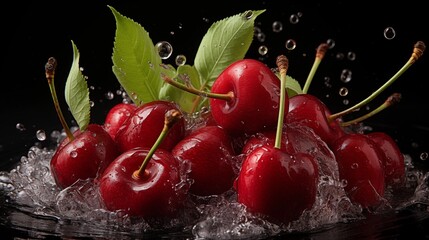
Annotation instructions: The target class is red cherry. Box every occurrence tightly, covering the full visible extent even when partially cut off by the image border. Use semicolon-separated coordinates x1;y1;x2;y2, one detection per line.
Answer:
367;132;405;187
103;102;137;140
115;100;186;153
98;147;186;218
209;59;287;136
286;94;345;147
172;125;237;196
331;133;385;208
50;124;119;189
235;146;319;225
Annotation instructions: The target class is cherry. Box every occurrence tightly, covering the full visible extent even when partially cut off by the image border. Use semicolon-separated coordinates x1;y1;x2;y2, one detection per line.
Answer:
331;133;385;208
99;109;187;218
45;56;119;189
103;102;137;140
367;132;405;187
51;124;119;189
235;55;319;225
163;58;287;136
115;100;186;153
172;125;237;196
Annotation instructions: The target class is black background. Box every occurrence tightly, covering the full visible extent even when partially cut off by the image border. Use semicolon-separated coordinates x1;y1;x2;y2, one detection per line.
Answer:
1;1;429;239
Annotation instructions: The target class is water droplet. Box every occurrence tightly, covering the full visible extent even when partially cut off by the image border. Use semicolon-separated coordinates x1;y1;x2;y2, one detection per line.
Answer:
105;91;114;100
258;45;268;56
339;87;349;96
324;76;332;88
285;39;296;50
256;32;266;42
420;152;428;161
384;27;396;40
326;39;336;49
155;41;173;59
36;130;46;141
272;21;283;33
16;123;26;131
90;101;95;107
243;10;253;20
340;69;352;83
347;51;356;61
342;99;349;105
70;151;78;158
175;54;187;66
336;52;345;60
351;163;359;169
289;14;299;24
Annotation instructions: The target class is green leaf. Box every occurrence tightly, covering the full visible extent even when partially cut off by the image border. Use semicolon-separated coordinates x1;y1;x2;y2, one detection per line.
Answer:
285;75;303;97
159;64;202;112
64;40;91;131
194;9;265;88
109;5;163;106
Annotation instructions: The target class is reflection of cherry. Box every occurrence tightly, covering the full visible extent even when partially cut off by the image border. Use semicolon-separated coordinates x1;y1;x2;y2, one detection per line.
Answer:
103;102;137;140
172;125;237;196
115;100;186;153
331;133;385;208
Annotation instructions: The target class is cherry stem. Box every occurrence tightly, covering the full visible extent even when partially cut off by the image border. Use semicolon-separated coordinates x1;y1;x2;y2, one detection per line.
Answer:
340;93;401;127
275;55;289;149
132;109;182;180
162;74;234;102
302;43;329;94
45;57;75;141
329;41;425;122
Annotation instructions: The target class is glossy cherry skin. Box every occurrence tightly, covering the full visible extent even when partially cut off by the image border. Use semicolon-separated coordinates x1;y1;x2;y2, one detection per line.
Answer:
286;94;345;147
331;133;385;208
367;132;405;186
235;146;319;225
103;102;137;140
209;59;287;136
172;125;237;196
50;124;119;189
99;147;187;218
115;100;186;153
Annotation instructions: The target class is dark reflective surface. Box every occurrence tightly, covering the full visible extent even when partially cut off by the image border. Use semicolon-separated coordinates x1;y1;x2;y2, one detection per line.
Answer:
1;0;429;239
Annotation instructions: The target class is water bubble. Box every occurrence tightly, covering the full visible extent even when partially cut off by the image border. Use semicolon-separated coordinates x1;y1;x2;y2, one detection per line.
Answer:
420;152;428;161
105;91;114;100
175;54;187;66
90;101;95;107
289;14;300;24
256;32;266;42
326;39;336;49
342;99;349;105
155;41;173;59
285;39;296;50
384;27;396;40
36;130;46;141
258;45;268;56
243;10;253;20
336;52;345;60
16;123;26;131
340;69;352;83
324;76;332;88
347;51;356;61
272;21;283;32
339;87;349;96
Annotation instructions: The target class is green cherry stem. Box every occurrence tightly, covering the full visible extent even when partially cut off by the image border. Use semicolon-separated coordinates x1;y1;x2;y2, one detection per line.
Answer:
275;55;289;149
302;43;329;94
45;57;75;141
340;93;401;127
162;74;234;102
132;109;182;180
329;41;426;122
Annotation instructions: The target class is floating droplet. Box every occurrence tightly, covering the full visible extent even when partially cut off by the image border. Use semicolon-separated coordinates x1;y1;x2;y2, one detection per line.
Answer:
340;69;352;83
16;123;26;131
420;152;428;161
339;87;349;96
256;32;266;42
347;51;356;61
289;14;299;24
336;52;345;60
90;101;95;107
342;99;349;105
258;45;268;56
272;21;283;33
155;41;173;59
285;39;296;50
36;130;46;141
384;27;396;40
105;91;114;100
175;55;187;66
326;39;336;49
